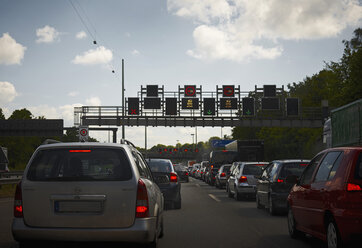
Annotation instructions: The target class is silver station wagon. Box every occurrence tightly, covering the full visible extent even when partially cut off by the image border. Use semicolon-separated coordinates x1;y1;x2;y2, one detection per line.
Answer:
12;141;164;247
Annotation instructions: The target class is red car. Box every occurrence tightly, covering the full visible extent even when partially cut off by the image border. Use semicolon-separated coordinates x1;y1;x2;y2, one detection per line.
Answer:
287;147;362;248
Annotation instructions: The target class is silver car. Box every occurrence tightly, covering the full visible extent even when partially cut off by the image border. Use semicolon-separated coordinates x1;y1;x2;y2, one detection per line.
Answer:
227;162;268;200
12;141;164;247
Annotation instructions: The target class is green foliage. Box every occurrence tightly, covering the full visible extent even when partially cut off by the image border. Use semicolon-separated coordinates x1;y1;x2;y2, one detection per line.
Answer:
0;108;5;119
233;27;362;160
8;108;33;120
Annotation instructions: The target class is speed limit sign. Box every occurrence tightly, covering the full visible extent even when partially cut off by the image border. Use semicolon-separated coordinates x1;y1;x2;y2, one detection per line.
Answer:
79;126;89;142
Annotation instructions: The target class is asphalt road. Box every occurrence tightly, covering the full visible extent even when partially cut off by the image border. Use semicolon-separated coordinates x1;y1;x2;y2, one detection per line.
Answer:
0;178;328;248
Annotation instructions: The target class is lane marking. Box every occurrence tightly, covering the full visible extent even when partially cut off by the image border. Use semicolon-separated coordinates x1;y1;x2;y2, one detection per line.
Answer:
208;194;221;202
195;184;200;188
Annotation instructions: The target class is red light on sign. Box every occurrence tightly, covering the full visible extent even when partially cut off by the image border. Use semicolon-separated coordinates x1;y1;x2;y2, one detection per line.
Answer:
223;85;235;97
164;148;168;152
184;148;188;152
184;85;196;97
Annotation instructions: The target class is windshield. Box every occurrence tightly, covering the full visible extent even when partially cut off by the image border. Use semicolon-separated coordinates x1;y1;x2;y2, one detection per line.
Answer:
242;164;264;176
279;162;308;179
147;159;173;173
27;148;132;181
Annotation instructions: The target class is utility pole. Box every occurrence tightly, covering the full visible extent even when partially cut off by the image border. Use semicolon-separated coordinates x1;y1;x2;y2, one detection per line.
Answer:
122;59;125;139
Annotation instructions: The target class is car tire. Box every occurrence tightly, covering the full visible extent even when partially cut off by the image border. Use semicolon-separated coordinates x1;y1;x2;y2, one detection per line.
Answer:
256;194;263;209
269;195;277;215
234;187;242;201
287;207;302;239
174;197;181;209
159;216;164;238
326;218;342;248
228;186;233;198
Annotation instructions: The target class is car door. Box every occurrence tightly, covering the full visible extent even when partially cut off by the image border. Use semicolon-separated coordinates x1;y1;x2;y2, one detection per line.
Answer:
291;153;324;233
228;164;238;193
257;163;274;206
307;151;343;235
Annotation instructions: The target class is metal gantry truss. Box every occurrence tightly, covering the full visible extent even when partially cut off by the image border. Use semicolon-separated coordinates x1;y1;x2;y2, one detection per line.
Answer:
74;85;325;128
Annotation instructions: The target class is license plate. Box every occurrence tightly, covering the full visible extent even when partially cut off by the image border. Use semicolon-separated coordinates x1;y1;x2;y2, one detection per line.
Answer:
54;200;103;213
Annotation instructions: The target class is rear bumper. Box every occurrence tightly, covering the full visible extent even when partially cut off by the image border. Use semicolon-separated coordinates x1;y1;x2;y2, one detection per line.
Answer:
270;192;289;210
159;183;180;203
334;209;362;242
12;217;157;243
236;185;257;195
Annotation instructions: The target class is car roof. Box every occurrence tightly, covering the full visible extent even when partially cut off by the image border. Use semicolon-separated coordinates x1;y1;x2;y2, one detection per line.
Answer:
37;142;131;150
270;159;310;163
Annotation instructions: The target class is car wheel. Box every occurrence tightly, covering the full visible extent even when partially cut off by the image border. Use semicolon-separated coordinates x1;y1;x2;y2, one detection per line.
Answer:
159;216;164;238
256;194;263;209
287;207;302;239
327;218;342;248
234;188;242;201
174;197;181;209
269;195;277;215
228;186;233;198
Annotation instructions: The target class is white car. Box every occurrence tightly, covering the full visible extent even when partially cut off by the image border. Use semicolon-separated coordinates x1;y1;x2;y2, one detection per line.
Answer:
12;140;164;247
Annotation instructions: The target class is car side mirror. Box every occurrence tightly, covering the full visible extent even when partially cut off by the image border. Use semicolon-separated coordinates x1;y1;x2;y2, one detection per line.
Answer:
285;175;298;185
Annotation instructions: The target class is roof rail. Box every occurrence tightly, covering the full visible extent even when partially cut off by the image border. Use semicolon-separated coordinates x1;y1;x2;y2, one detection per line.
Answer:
42;139;62;145
120;139;136;148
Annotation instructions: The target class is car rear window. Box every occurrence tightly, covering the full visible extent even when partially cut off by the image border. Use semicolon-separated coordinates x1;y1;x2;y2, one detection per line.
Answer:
221;166;231;173
174;165;186;171
242;164;263;176
27;148;132;181
148;160;173;173
279;162;308;179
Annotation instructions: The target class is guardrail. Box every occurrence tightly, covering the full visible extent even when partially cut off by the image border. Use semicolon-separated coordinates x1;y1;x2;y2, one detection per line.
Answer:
0;171;23;186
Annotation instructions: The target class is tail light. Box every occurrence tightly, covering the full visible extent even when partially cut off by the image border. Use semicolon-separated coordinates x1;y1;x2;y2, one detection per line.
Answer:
221;172;226;177
347;183;362;191
136;179;149;218
14;181;23;218
186;172;189;176
277;179;284;183
238;176;247;183
170;172;178;182
201;171;203;174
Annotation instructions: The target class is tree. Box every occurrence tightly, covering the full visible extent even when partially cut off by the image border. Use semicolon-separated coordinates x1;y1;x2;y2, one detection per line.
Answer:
8;108;33;120
0;108;5;119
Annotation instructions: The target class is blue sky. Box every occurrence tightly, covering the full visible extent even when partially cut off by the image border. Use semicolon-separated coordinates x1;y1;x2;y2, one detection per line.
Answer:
0;0;361;148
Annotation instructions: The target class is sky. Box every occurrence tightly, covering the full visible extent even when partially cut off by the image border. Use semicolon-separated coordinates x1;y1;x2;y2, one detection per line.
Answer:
0;0;361;148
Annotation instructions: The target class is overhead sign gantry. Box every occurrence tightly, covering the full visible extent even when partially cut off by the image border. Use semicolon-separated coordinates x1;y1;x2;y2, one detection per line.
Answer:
74;84;323;128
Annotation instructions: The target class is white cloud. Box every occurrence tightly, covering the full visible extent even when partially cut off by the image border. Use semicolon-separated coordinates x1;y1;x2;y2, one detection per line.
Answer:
72;46;113;65
85;96;101;106
76;31;87;40
0;33;26;65
132;49;140;55
68;91;79;97
36;25;60;43
125;32;131;38
0;81;18;105
167;0;362;62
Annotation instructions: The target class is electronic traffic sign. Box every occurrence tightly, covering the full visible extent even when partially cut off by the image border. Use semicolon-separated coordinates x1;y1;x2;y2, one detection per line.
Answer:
184;85;196;97
146;85;158;97
144;97;161;109
264;85;276;97
222;85;235;97
182;98;199;109
203;98;215;115
128;97;139;115
286;98;299;116
165;98;177;115
242;97;255;116
261;98;279;110
220;98;238;109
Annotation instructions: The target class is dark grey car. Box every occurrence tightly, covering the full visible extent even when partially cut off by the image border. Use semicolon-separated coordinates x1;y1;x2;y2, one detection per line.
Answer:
256;160;310;215
147;158;182;209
